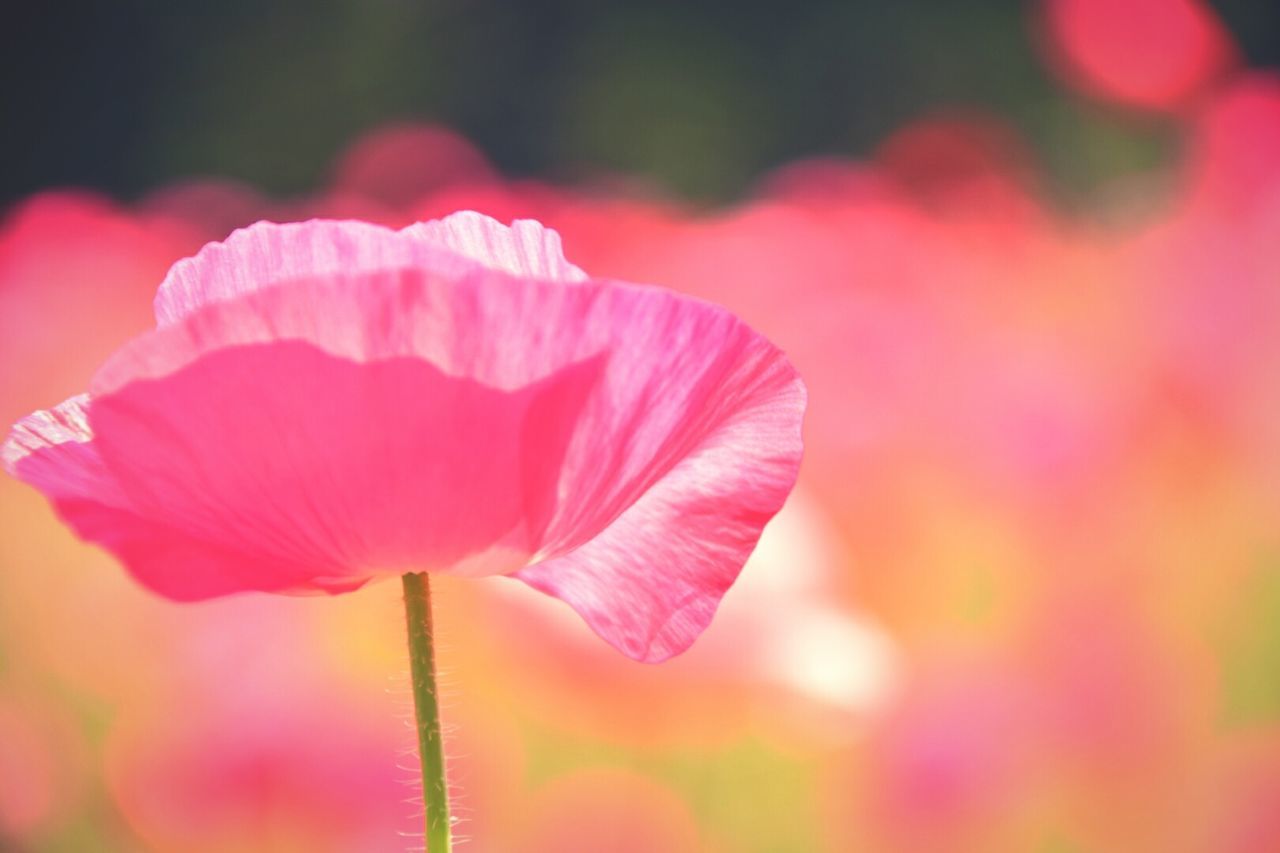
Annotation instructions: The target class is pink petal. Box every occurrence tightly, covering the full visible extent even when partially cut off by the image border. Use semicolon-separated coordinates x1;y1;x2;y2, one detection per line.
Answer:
516;368;806;663
3;394;115;504
3;395;351;599
152;213;583;326
152;219;469;327
407;211;587;282
11;219;805;660
98;344;597;586
10;347;598;598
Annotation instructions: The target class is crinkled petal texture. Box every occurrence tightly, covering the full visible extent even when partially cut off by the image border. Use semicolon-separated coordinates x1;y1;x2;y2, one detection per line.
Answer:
4;214;804;662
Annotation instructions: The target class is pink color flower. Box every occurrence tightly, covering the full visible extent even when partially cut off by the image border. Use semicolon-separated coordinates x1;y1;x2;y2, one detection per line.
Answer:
3;212;805;663
104;688;412;852
329;123;497;212
1039;0;1237;113
0;191;198;426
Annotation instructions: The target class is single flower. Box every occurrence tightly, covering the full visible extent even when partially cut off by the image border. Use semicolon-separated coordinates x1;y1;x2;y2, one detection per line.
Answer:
4;211;804;662
3;210;804;848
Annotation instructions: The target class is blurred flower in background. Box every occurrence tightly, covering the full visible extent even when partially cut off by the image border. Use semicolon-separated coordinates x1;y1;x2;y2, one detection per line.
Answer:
3;0;1280;850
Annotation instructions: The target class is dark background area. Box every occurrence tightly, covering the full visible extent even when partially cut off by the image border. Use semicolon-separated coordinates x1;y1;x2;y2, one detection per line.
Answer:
3;0;1279;207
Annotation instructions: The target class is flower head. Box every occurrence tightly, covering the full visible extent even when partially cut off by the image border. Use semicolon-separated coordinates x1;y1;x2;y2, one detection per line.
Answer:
4;212;805;662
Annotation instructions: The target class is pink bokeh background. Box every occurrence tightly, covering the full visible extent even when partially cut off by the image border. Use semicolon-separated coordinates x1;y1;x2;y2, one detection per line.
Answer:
3;0;1279;849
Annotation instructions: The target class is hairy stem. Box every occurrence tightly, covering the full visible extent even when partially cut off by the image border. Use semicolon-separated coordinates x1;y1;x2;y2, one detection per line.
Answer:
402;571;451;852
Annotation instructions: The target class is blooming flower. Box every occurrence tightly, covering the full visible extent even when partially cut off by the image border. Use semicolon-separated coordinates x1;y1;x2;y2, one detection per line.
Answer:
3;212;805;663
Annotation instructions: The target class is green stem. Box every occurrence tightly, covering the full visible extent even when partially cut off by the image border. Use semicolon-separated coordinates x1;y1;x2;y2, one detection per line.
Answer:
401;572;452;852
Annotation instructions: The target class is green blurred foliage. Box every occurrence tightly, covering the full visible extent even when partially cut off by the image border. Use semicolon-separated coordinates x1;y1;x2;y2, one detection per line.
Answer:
521;723;821;852
1219;559;1280;727
1;0;1278;202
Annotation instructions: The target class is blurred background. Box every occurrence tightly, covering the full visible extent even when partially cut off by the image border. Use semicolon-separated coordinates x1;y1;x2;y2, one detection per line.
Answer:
4;0;1279;205
3;0;1280;850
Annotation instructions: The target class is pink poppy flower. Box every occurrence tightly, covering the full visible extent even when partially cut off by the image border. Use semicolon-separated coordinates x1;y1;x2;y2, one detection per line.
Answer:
0;191;198;427
104;684;413;852
1038;0;1237;113
330;123;498;213
3;211;805;664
